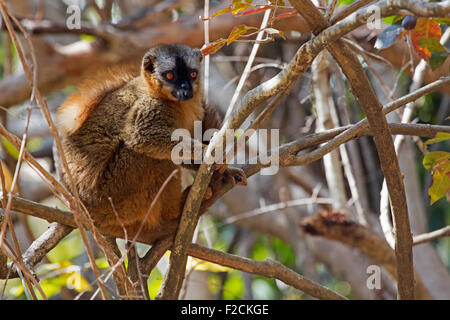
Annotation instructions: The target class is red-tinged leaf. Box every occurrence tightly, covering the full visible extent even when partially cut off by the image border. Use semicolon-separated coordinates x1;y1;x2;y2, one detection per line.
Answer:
408;18;441;61
232;3;252;15
201;7;233;21
418;38;447;53
269;10;298;23
418;38;450;70
423;151;450;171
227;24;258;45
392;15;404;25
210;6;232;18
201;39;227;56
238;5;274;16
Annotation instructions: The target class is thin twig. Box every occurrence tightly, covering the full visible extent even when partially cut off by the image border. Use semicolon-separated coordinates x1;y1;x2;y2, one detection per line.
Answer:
413;226;450;246
0;1;109;299
324;0;338;20
203;0;210;104
223;6;272;122
222;197;334;225
299;210;431;299
330;0;375;24
187;243;346;300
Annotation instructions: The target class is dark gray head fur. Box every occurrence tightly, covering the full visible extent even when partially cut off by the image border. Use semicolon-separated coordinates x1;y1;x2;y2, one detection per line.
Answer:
142;44;203;101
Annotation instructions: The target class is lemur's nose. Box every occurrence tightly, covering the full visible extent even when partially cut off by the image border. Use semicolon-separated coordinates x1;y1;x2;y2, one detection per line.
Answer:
180;82;189;89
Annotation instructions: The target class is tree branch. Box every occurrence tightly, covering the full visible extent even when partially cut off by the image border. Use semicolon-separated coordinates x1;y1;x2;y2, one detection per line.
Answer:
299;210;431;299
413;226;450;246
186;243;347;300
1;197;346;299
290;0;432;299
0;223;72;279
3;118;448;279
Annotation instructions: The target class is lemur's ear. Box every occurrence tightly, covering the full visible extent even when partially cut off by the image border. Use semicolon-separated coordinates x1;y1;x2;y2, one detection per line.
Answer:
142;52;156;72
193;48;203;62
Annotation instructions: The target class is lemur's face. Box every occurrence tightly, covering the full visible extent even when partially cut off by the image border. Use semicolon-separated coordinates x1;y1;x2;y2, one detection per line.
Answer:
142;44;203;102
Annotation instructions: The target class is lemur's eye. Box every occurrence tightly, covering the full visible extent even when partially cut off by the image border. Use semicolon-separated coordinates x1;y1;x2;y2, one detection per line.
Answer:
165;72;174;80
190;71;197;78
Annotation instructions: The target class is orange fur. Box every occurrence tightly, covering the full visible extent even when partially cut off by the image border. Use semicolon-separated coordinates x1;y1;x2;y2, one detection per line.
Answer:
57;66;138;136
141;70;176;102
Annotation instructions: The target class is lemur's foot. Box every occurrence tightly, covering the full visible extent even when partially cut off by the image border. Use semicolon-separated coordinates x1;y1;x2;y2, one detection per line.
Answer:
223;167;247;186
209;166;247;195
200;167;247;202
213;163;248;186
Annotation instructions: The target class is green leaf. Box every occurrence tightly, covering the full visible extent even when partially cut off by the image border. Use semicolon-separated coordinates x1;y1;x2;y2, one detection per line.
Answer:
1;136;19;160
47;231;83;263
429;51;449;71
383;15;402;25
80;34;96;43
66;271;92;292
223;273;244;300
9;284;24;297
272;238;295;266
39;279;63;299
252;242;273;261
147;268;163;299
425;132;450;145
188;257;231;272
234;128;244;139
429;163;450;204
418;38;448;53
423;151;450;170
338;0;354;5
26;137;44;153
95;257;110;269
434;18;450;25
417;38;449;70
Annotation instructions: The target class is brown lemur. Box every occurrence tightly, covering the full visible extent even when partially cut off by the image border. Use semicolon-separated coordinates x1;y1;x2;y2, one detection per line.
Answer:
56;44;247;240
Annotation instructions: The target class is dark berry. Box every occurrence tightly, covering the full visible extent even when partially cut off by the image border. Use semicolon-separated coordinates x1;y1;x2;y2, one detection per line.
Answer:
402;16;418;30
